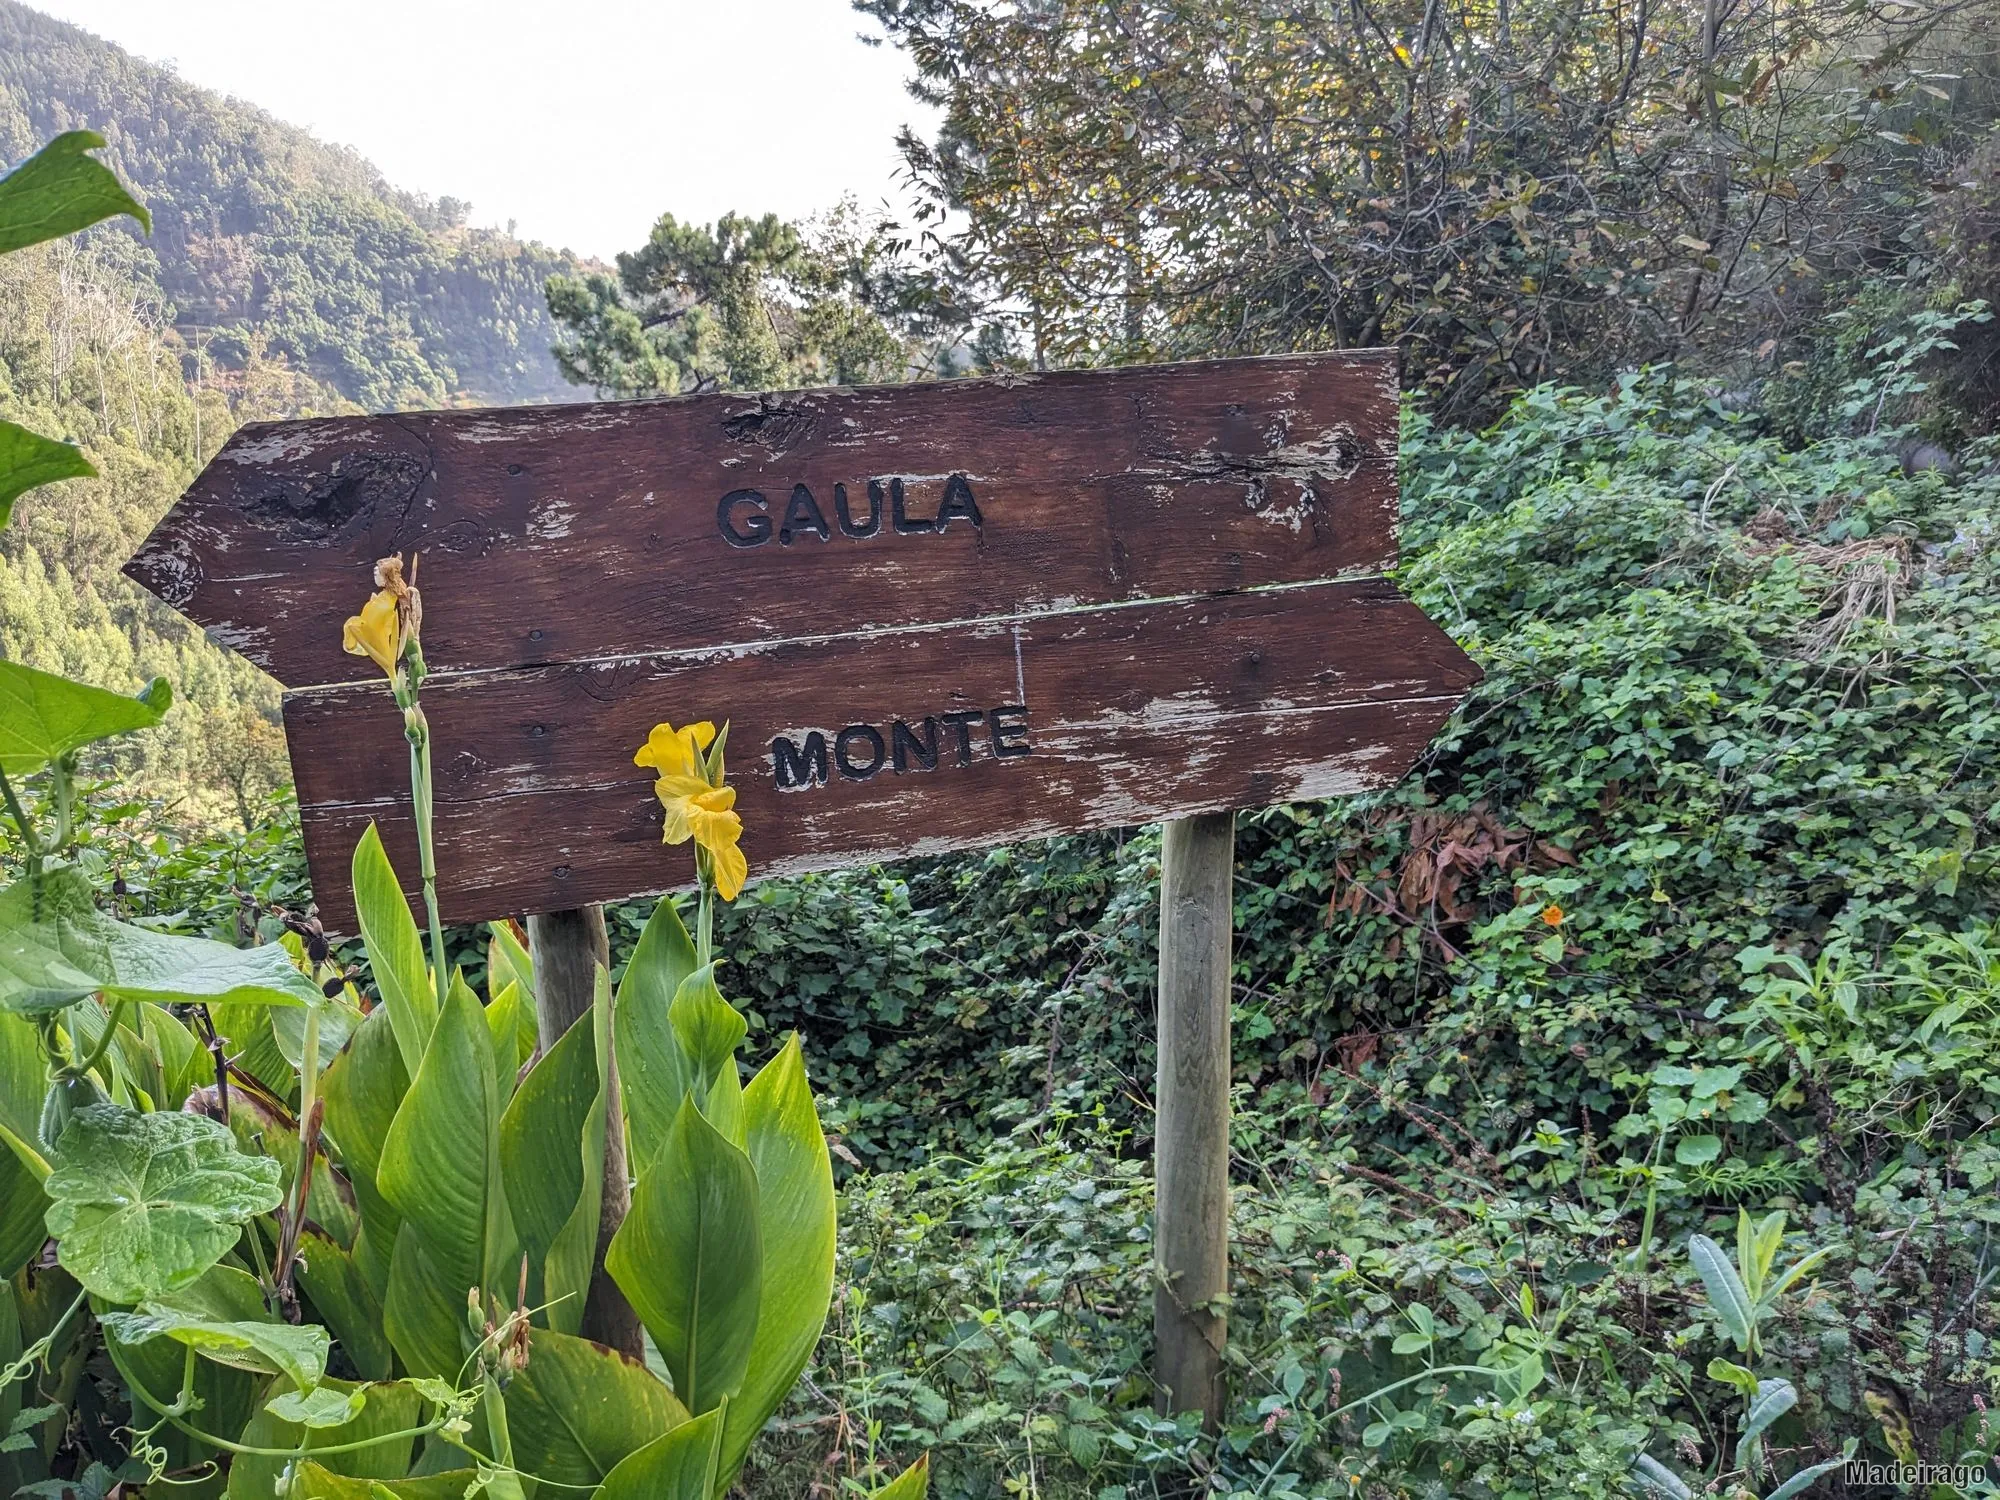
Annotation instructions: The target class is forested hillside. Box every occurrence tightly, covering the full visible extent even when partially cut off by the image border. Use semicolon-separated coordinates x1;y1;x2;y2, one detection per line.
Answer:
0;1;586;824
0;0;578;410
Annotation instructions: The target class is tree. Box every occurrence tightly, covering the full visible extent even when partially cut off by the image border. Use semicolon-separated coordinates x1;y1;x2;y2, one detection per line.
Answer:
546;204;939;397
857;0;1994;419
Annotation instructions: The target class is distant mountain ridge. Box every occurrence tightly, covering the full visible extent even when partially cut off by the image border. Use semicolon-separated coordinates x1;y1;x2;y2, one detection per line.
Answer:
0;0;581;410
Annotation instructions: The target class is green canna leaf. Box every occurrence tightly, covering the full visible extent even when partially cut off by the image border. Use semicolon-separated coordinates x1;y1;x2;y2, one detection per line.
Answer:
1688;1233;1756;1354
378;975;511;1298
296;1228;394;1382
286;1465;483;1499
483;977;526;1109
499;999;599;1296
380;1224;465;1383
350;825;434;1077
608;1096;762;1415
615;896;699;1168
224;1378;425;1499
595;1406;722;1500
719;1034;835;1487
321;1006;410;1293
502;1325;690;1489
869;1453;932;1499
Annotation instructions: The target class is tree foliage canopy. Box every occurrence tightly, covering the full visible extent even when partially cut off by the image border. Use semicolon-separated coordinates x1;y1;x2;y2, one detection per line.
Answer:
859;0;1997;418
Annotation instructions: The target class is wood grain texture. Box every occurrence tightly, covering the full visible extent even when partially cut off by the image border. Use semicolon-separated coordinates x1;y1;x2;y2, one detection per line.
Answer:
284;579;1478;931
124;352;1400;689
1154;811;1233;1427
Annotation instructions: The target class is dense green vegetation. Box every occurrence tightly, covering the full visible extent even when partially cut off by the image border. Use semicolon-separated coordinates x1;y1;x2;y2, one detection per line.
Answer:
72;345;2000;1496
3;1;2000;1496
0;0;580;412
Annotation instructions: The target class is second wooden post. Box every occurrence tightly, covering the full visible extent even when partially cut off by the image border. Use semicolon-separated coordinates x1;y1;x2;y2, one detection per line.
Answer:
1154;811;1235;1428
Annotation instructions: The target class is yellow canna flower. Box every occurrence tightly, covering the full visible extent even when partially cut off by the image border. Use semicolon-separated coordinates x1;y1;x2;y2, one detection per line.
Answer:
634;720;717;782
342;588;401;677
652;772;746;900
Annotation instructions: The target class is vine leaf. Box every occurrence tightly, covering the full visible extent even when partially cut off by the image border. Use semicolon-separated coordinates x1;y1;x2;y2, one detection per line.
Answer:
0;422;94;531
99;1304;330;1393
0;661;170;777
0;130;149;256
0;865;320;1015
45;1105;283;1302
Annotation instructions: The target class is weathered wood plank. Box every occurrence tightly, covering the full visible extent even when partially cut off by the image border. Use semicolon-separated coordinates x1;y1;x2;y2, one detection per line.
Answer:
284;579;1477;929
126;352;1399;688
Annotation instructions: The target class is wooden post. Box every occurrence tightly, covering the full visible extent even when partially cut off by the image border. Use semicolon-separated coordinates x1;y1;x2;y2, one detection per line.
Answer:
1154;811;1234;1428
526;905;644;1360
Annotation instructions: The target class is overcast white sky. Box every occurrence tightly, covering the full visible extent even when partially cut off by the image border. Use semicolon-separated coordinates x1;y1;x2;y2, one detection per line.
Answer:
30;0;939;261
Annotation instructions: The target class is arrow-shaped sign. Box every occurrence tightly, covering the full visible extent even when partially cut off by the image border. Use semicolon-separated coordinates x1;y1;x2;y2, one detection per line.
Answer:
127;351;1478;930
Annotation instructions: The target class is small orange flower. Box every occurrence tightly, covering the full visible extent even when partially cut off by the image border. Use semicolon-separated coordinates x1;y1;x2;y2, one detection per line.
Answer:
1541;904;1566;927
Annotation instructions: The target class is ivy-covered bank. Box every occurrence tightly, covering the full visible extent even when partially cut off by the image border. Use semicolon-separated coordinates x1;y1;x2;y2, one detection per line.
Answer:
36;345;2000;1496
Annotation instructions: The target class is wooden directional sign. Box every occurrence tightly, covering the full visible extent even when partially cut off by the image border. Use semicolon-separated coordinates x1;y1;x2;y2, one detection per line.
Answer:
126;352;1479;931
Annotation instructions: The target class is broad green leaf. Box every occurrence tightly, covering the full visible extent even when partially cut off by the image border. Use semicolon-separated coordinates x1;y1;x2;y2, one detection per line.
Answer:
1631;1454;1692;1500
1687;1234;1756;1353
489;920;533;1010
288;1465;483;1500
720;1035;834;1485
297;1228;394;1382
1736;1377;1797;1469
1765;1246;1832;1305
268;1384;367;1428
217;1086;358;1250
669;964;746;1085
502;1325;690;1489
868;1454;932;1500
615;896;699;1167
226;1378;424;1499
45;1104;282;1302
379;975;511;1296
1705;1356;1760;1397
0;130;149;255
0;662;168;778
99;1271;259;1465
482;975;523;1109
98;1304;328;1392
544;966;611;1335
0;1012;47;1272
498;1003;597;1289
596;1407;722;1500
322;1005;410;1288
608;1096;762;1415
0;1146;45;1277
0;865;318;1015
1673;1133;1721;1166
138;1003;207;1111
0;420;93;531
381;1226;465;1382
272;992;363;1078
1764;1454;1849;1500
352;825;435;1076
0;1009;47;1155
209;999;293;1098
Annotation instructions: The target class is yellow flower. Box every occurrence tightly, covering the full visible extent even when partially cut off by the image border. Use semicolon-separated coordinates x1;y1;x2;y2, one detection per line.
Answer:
342;588;401;677
634;720;717;782
652;773;746;900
